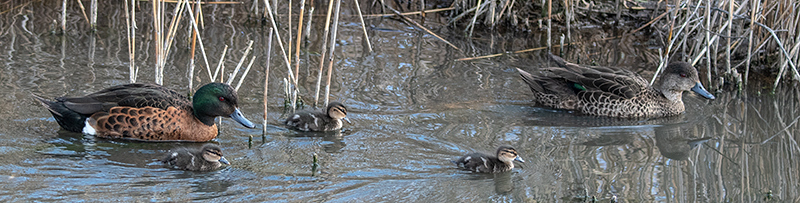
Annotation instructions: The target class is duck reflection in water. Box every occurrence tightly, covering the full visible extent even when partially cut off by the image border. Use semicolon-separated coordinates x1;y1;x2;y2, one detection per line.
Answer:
580;124;712;160
654;125;713;160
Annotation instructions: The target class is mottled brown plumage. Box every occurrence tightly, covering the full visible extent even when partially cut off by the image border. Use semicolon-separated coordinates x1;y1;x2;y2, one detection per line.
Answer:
516;54;715;118
161;144;230;171
455;146;525;173
284;102;349;132
33;83;255;142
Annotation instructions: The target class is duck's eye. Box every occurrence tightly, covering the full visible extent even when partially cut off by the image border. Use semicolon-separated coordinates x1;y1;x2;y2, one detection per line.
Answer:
680;73;687;78
218;97;225;101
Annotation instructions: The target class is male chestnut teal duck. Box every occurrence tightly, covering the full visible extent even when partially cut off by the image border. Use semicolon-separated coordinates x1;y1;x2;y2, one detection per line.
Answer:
516;54;715;118
455;146;525;173
284;102;349;132
161;144;230;171
33;83;255;142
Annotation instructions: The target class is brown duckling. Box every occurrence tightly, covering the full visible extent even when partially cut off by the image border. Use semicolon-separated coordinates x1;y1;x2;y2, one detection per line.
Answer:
455;146;525;173
284;102;349;132
161;144;230;171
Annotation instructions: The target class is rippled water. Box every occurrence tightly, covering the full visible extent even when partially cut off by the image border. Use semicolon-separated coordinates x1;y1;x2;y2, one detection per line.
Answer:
1;1;798;202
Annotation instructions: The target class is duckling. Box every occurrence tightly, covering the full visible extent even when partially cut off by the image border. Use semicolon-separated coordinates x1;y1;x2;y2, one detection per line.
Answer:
161;144;230;171
455;146;525;173
284;102;349;132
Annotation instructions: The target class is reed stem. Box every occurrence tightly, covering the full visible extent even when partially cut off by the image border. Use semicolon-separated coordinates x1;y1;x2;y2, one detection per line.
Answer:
235;55;257;91
726;0;733;88
263;28;274;138
263;0;296;96
152;0;163;85
227;40;255;85
125;0;137;83
547;0;551;52
745;0;758;87
90;0;97;31
291;0;307;112
184;0;213;82
314;0;336;108
288;0;293;64
61;0;66;34
324;0;343;107
214;45;228;82
188;0;202;94
354;0;372;52
705;0;712;89
76;0;90;25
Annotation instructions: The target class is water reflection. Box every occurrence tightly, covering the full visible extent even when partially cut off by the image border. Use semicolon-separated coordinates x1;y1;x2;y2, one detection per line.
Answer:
284;130;347;153
577;122;713;161
654;124;713;160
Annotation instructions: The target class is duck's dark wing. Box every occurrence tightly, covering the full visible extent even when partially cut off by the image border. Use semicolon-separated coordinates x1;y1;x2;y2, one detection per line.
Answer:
59;83;190;115
547;54;648;99
456;153;495;173
284;111;332;131
517;68;576;97
161;148;201;171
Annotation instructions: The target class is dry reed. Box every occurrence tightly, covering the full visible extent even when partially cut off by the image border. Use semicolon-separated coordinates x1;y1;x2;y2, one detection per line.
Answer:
235;55;257;91
226;40;255;85
290;0;308;112
447;0;800;91
263;0;296;111
90;0;97;31
263;28;274;137
324;0;343;107
353;0;372;52
61;0;66;33
314;0;336;108
76;0;89;26
185;0;213;82
125;0;137;83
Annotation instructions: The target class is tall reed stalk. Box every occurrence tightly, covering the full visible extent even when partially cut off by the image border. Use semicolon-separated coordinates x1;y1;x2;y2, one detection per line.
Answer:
324;0;343;107
61;0;66;34
263;0;296;111
90;0;97;31
125;0;137;83
290;0;307;112
354;0;372;52
188;0;203;94
76;0;89;28
314;0;336;108
226;40;254;85
263;28;274;138
152;0;164;84
185;0;213;82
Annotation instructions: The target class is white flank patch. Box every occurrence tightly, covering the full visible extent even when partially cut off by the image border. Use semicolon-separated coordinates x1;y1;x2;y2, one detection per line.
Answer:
82;119;97;135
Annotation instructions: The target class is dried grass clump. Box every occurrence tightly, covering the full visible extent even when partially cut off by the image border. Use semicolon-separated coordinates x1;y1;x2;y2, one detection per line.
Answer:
446;0;800;91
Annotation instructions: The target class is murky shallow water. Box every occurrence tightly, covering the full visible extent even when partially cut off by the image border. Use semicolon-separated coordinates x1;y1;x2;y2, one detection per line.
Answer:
1;1;799;202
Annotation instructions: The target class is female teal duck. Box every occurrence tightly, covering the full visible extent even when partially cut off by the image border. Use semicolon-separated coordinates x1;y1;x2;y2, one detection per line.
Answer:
33;83;255;142
161;144;230;171
284;102;349;132
455;146;525;173
516;54;715;118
